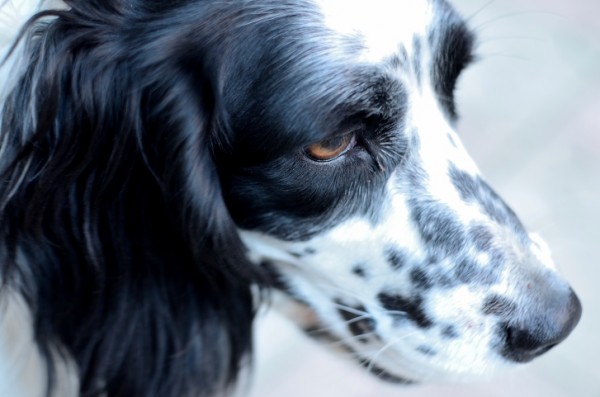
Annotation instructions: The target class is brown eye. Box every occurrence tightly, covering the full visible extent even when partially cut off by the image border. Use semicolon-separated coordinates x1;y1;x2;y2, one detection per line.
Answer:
304;134;355;161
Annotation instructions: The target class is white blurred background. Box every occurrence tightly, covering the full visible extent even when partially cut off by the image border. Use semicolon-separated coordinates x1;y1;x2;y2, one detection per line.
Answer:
250;0;600;396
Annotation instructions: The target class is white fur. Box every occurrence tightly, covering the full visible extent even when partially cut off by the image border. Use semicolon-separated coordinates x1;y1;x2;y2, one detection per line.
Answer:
315;0;432;63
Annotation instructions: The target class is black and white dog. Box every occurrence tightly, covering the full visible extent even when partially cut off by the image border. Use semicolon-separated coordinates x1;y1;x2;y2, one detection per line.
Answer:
0;0;582;396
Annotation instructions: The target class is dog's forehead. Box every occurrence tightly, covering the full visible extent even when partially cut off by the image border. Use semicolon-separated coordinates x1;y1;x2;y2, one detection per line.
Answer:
314;0;434;63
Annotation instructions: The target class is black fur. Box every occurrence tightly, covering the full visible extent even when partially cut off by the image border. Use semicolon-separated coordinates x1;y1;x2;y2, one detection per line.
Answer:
377;293;434;329
0;2;415;394
429;0;475;118
0;1;275;396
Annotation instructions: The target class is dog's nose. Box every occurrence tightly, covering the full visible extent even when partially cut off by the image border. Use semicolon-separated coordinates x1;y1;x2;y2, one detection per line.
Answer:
501;289;582;363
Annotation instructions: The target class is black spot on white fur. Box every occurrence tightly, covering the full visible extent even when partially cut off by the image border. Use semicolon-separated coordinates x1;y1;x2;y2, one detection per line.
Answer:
412;36;423;86
448;165;526;236
417;345;437;356
483;295;516;317
410;268;433;289
385;246;407;270
288;247;316;258
352;264;369;279
337;303;377;343
455;258;502;286
410;199;466;256
469;224;495;252
441;325;460;339
378;293;433;329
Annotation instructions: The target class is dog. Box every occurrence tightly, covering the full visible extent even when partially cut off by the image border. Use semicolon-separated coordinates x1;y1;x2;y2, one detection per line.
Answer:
0;0;582;396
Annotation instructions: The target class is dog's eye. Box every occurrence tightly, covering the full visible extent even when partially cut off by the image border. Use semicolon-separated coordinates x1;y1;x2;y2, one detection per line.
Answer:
304;134;356;161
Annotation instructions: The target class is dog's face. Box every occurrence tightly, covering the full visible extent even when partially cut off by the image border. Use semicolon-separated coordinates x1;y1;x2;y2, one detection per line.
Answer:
0;0;581;394
207;0;582;385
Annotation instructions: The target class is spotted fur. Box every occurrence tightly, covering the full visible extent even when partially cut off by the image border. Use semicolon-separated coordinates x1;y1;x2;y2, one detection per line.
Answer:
0;0;581;395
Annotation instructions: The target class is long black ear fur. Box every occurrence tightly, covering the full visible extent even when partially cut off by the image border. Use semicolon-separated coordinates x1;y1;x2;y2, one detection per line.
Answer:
0;1;261;396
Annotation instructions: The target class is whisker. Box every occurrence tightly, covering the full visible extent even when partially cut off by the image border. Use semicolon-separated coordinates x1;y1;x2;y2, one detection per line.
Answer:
331;302;370;317
479;35;546;44
324;332;380;348
475;51;532;62
473;11;558;33
465;0;497;24
325;285;410;319
365;331;420;373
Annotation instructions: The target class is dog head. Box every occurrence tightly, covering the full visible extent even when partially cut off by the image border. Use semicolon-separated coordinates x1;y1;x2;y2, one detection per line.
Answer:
214;0;582;383
0;0;581;394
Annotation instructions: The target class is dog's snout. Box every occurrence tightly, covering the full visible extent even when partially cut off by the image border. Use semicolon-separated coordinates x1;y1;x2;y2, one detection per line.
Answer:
501;289;582;363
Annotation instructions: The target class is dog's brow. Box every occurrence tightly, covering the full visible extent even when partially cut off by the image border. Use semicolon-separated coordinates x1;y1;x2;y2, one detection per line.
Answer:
338;71;407;121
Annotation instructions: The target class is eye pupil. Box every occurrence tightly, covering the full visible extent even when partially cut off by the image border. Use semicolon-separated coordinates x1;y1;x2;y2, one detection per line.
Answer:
304;134;354;161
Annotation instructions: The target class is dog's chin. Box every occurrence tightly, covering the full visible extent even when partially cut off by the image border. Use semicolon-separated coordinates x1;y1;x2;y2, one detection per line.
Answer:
306;324;511;386
274;294;511;386
326;334;510;384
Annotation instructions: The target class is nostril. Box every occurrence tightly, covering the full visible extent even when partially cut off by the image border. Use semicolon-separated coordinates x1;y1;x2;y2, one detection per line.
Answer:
501;289;582;363
503;325;558;363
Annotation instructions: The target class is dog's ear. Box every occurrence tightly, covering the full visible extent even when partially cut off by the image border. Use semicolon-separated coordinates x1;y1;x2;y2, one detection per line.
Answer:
0;7;258;397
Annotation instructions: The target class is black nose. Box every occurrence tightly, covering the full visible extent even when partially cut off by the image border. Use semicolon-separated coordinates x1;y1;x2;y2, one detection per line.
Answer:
501;289;582;363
